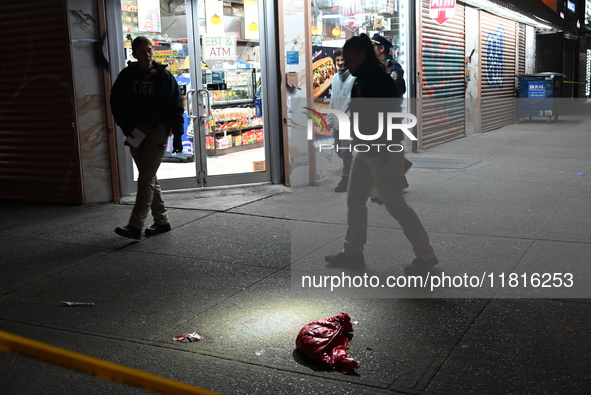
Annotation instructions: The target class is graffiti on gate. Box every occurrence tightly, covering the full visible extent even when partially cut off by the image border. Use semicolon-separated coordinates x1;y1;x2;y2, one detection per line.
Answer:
421;30;465;132
485;28;505;88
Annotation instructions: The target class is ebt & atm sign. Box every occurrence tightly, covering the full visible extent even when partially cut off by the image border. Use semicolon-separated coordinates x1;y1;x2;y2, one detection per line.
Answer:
304;107;418;153
202;34;237;60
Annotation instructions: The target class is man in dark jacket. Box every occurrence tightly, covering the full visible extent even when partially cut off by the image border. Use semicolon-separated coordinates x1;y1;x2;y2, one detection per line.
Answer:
325;34;438;276
110;36;184;240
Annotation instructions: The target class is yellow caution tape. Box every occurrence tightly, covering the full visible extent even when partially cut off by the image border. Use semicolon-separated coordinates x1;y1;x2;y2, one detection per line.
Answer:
0;330;222;395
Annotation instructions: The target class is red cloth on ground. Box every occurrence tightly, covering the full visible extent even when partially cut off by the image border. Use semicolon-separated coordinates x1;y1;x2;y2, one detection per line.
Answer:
296;312;360;374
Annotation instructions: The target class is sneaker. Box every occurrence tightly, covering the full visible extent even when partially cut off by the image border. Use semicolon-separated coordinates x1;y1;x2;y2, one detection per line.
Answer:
404;256;439;276
115;225;141;240
334;178;348;193
145;223;172;237
324;251;365;267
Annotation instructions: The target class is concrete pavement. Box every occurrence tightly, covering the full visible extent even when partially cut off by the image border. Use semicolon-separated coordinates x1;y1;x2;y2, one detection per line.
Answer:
1;101;591;394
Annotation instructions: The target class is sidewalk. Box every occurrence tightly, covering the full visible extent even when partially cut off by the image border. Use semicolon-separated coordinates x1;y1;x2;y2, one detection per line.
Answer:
1;101;591;394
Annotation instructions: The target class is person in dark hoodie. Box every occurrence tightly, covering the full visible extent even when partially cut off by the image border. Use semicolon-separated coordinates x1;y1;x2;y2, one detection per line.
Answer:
324;34;438;275
110;36;184;240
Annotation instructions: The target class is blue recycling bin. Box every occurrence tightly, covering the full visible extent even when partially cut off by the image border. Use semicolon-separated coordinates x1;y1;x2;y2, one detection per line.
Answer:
516;72;564;122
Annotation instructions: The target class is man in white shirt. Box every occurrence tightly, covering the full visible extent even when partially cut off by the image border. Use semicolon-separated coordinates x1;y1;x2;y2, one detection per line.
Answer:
329;49;356;192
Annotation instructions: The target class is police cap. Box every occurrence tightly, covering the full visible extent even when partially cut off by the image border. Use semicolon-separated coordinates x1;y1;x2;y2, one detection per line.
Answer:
371;34;393;50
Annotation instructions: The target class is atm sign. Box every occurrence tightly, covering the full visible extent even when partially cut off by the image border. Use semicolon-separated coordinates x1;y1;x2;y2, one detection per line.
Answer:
430;0;456;25
202;35;237;60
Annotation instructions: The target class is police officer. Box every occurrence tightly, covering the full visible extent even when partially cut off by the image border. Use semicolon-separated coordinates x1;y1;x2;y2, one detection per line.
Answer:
371;34;412;190
371;34;406;95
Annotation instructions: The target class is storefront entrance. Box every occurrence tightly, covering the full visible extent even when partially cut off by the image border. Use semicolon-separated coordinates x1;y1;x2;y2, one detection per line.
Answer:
114;0;275;190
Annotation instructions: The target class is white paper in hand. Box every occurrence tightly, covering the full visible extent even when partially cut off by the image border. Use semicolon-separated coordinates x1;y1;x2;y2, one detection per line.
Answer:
126;128;146;148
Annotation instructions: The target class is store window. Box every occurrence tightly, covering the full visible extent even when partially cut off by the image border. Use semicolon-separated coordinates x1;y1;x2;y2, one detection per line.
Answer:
310;0;409;104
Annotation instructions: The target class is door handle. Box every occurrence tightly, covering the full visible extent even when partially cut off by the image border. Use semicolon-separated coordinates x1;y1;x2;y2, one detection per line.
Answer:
197;88;212;122
186;89;197;119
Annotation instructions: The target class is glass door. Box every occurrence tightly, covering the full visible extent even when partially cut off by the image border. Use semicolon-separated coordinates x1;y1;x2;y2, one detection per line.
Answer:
119;0;269;189
191;0;268;187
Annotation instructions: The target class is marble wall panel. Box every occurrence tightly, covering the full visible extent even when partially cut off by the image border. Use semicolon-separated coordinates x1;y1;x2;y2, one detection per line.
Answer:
68;0;113;202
